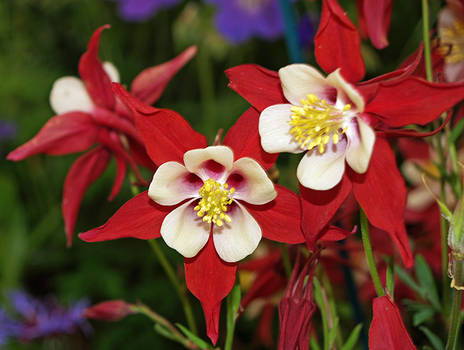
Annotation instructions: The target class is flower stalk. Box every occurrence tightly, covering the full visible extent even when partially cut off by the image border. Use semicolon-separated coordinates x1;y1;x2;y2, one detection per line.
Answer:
446;259;464;350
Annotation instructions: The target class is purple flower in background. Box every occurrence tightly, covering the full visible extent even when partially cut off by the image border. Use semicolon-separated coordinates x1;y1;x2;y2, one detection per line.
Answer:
0;121;16;141
206;0;285;43
1;291;90;345
114;0;181;21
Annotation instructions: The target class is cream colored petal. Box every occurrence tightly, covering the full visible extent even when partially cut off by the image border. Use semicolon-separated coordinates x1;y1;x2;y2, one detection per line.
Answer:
103;61;120;83
49;76;94;114
407;187;435;212
160;199;210;258
439;7;457;29
279;64;332;105
259;104;303;154
148;161;201;206
326;69;365;112
184;146;234;181
213;202;261;263
345;118;376;174
444;61;464;82
227;158;276;205
297;139;347;190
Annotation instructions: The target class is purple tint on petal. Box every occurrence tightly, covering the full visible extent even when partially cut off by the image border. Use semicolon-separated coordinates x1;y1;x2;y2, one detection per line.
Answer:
116;0;181;21
209;0;285;43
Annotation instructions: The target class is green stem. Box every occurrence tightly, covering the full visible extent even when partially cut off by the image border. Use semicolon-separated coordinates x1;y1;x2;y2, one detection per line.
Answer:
441;184;451;312
360;210;385;297
148;240;198;334
422;0;433;82
446;260;464;350
281;244;292;278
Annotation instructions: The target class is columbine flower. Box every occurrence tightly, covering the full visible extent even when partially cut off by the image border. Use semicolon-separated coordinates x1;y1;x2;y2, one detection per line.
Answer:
226;0;464;268
369;296;416;349
258;64;375;191
114;0;181;21
356;0;392;49
206;0;285;43
7;25;196;246
79;84;304;344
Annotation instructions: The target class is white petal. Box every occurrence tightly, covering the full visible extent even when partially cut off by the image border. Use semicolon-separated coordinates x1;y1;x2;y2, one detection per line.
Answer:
444;61;464;82
184;146;234;180
49;76;94;115
407;187;435;212
279;64;332;105
438;7;457;30
148;162;201;206
213;202;261;262
103;61;120;83
259;104;303;154
345;118;376;174
227;158;276;205
297;139;347;190
326;69;365;112
160;199;210;258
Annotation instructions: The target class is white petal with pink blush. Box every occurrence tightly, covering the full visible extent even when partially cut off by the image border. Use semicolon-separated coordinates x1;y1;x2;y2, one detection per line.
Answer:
259;63;373;191
184;146;234;181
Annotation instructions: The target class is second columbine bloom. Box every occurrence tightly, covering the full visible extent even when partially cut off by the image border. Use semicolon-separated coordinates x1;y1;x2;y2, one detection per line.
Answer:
149;145;276;262
260;64;375;190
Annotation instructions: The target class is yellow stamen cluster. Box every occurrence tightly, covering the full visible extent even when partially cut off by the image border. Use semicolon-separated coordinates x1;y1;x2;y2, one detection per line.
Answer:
439;20;464;64
194;179;235;226
289;94;350;154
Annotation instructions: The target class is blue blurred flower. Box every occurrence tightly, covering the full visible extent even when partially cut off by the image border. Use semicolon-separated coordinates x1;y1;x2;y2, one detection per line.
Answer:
1;291;90;346
114;0;181;21
206;0;285;43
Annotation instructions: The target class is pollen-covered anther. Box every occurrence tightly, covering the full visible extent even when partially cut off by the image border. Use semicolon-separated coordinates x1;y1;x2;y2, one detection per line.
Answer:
439;20;464;64
288;94;350;154
194;179;235;226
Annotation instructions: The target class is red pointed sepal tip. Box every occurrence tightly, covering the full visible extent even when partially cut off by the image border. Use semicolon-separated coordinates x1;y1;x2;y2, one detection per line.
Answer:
369;295;417;350
184;237;237;345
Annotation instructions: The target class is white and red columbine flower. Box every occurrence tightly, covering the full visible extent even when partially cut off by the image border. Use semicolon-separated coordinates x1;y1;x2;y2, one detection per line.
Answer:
79;84;304;344
259;64;375;190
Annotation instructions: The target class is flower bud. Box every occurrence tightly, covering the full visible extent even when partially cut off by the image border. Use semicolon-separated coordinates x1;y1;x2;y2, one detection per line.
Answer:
84;300;134;322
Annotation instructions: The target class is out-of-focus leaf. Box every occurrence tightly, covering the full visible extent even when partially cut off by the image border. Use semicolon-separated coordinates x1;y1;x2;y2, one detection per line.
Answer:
415;255;441;310
341;324;363;350
413;307;435;326
419;326;445;350
177;323;213;349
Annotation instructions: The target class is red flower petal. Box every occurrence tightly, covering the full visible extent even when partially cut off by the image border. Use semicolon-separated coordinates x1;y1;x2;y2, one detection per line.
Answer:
78;25;115;110
362;0;392;49
365;77;464;127
108;152;126;201
113;83;207;165
92;107;141;143
79;191;169;242
226;64;286;112
63;147;111;246
350;137;413;267
131;46;197;105
315;0;365;82
184;237;237;345
7;112;97;161
369;295;416;350
319;225;356;243
243;185;305;244
300;175;353;248
223;107;278;169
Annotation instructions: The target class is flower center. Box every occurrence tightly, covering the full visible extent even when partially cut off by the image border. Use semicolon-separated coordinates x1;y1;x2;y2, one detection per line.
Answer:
439;20;464;64
194;179;235;226
288;94;351;154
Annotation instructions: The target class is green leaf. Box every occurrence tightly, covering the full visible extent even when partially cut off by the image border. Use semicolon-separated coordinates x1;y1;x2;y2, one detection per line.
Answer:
415;255;441;310
395;265;423;295
413;308;435;326
314;277;330;350
176;323;212;349
328;317;339;349
341;324;363;350
419;326;445;350
449;106;464;144
311;336;322;350
225;284;241;350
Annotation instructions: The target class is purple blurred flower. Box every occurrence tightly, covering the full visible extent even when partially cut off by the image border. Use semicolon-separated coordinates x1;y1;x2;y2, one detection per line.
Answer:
0;121;16;141
206;0;285;43
3;291;90;343
114;0;181;21
0;309;21;347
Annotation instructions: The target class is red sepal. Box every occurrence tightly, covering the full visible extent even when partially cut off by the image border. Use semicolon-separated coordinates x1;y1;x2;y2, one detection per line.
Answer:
243;185;305;244
108;152;127;201
7;112;97;161
226;64;286;112
369;296;417;350
350;137;413;267
78;25;115;110
319;225;357;243
365;77;464;127
79;191;169;242
223;107;278;169
131;46;197;105
113;83;207;165
362;0;392;49
184;237;237;345
300;175;353;248
63;147;111;246
92;107;141;142
315;0;365;82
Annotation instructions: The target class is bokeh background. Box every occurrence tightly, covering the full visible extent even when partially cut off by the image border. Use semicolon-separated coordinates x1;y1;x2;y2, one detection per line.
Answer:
0;0;428;348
